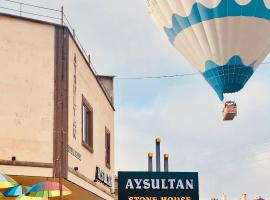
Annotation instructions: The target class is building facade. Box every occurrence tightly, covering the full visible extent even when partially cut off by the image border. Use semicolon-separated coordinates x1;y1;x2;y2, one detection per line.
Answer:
0;13;115;200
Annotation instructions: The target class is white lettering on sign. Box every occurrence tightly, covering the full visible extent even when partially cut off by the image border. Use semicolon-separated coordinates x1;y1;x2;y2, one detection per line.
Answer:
125;179;194;190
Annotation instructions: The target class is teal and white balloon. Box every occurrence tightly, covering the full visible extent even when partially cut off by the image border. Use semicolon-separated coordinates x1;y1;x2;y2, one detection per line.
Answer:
146;0;270;100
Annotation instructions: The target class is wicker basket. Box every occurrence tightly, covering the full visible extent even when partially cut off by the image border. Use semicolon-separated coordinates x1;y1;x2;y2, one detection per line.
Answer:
223;101;237;121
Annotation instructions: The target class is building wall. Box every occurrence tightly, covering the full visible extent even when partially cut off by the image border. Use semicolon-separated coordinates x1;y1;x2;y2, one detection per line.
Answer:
0;15;55;166
0;14;115;200
67;35;115;198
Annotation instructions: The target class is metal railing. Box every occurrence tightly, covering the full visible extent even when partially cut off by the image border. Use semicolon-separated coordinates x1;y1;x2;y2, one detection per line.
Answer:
0;0;98;75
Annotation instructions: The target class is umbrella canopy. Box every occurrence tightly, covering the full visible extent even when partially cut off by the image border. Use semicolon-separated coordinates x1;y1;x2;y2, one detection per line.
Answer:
26;182;71;198
0;173;18;189
3;185;29;197
0;192;5;198
15;195;43;200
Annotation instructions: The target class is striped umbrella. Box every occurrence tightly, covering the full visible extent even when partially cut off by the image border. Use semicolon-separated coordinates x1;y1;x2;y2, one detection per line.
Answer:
0;173;18;189
26;182;71;198
3;185;29;197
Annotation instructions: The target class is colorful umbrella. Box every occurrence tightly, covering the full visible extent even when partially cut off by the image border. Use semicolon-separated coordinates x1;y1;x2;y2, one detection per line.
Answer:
3;185;29;197
15;195;43;200
0;192;5;198
26;182;71;198
0;173;18;189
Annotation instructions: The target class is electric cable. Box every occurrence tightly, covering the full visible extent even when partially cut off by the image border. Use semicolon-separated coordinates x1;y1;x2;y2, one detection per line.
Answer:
115;61;270;80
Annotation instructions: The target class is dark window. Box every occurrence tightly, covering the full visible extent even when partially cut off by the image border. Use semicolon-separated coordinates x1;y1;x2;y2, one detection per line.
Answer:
82;96;93;153
105;128;111;168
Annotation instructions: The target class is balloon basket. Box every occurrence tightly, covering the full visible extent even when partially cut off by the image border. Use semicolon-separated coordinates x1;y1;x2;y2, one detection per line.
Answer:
222;101;237;121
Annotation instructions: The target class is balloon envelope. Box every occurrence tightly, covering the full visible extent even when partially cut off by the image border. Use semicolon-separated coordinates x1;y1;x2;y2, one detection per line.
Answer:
147;0;270;100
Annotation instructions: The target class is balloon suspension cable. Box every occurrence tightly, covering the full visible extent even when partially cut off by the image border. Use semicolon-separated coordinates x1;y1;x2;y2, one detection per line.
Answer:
223;93;238;104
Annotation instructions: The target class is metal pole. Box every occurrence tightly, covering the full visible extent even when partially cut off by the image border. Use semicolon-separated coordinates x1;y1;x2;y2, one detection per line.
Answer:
59;176;63;200
88;54;91;64
61;6;64;25
59;129;63;200
156;138;161;172
73;29;76;37
148;153;153;172
164;154;169;172
19;3;22;16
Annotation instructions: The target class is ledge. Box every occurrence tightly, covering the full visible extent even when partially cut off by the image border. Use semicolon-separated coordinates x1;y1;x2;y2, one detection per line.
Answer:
68;167;114;198
0;160;53;168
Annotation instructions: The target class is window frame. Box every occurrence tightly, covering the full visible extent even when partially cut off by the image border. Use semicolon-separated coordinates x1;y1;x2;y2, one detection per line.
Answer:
81;95;94;153
105;127;111;169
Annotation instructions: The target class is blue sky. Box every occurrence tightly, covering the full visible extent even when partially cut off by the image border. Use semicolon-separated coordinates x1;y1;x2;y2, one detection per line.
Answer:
1;0;270;199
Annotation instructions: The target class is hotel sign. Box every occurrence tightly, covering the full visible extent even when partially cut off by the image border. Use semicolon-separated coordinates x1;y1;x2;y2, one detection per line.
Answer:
118;172;199;200
95;167;112;188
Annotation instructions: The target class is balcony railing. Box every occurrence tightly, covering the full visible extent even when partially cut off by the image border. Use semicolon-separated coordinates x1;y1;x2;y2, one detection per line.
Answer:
0;0;116;106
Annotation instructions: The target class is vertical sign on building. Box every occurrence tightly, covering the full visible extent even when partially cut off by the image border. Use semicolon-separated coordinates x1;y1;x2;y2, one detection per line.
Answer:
73;54;77;140
118;172;199;200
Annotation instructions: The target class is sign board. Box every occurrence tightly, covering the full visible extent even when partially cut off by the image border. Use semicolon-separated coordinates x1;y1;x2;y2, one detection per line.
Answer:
118;172;199;200
68;145;81;161
95;167;112;188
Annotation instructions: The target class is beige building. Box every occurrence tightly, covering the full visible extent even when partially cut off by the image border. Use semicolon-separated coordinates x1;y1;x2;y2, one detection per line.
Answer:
0;12;115;200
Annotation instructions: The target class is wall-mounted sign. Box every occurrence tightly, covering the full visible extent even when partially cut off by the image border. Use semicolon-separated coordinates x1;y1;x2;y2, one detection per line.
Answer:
118;172;199;200
72;54;77;140
95;166;112;188
68;145;82;161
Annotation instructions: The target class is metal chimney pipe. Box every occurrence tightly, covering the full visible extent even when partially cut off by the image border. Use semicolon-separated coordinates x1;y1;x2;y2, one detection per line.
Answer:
164;153;169;172
156;138;161;172
148;153;153;172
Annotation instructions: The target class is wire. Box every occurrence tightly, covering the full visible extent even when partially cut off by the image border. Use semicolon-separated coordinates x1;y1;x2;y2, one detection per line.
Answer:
261;61;270;64
1;0;61;12
116;60;270;80
0;6;19;12
116;72;199;80
63;14;73;30
0;7;60;20
22;10;60;20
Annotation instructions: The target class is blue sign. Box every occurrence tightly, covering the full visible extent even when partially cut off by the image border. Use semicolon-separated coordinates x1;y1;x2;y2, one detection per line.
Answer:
118;172;199;200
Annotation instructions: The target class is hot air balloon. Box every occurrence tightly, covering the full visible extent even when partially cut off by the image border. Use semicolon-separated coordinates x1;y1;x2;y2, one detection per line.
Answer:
146;0;270;120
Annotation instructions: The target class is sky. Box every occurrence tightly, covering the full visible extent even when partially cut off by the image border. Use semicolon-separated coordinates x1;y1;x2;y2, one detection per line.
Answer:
1;0;270;200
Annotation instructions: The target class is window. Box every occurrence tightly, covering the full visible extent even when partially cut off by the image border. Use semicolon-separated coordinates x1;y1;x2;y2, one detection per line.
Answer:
82;96;93;153
105;128;111;168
